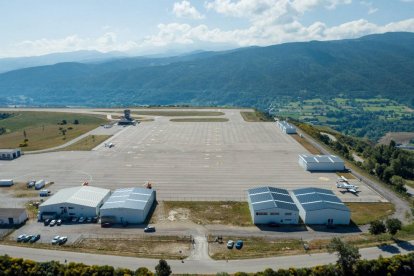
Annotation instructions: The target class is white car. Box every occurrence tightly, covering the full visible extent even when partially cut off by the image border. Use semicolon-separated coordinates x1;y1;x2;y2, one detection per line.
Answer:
58;236;67;245
51;235;61;244
227;240;235;249
78;217;85;223
49;219;57;226
17;234;27;242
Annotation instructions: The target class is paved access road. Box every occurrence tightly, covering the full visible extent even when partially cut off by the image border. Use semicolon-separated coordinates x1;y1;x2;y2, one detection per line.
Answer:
1;240;414;274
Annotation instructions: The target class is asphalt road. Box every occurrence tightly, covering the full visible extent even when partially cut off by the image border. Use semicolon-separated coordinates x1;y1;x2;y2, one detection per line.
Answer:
1;240;414;274
296;128;412;223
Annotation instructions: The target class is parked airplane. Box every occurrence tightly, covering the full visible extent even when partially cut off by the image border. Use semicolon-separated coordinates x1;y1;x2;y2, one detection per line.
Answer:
336;182;359;194
337;176;349;183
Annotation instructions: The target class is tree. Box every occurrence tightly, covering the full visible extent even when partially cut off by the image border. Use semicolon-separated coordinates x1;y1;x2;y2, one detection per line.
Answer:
61;119;67;125
386;218;402;236
73;119;79;125
135;267;153;276
369;220;386;235
327;237;360;275
155;259;171;276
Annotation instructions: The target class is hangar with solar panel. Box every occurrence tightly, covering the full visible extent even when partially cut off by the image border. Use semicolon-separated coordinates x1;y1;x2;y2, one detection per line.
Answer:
247;186;299;225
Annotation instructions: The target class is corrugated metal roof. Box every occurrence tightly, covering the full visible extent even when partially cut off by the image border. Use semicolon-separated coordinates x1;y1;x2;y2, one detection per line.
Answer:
248;186;298;212
292;187;349;212
40;186;110;208
100;187;154;211
299;154;344;164
0;149;20;153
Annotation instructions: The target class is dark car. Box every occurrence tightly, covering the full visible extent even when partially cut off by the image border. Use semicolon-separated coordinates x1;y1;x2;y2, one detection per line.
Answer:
29;234;40;243
43;219;51;226
101;222;112;228
23;235;33;243
56;219;62;226
144;226;156;233
58;236;67;245
235;240;243;250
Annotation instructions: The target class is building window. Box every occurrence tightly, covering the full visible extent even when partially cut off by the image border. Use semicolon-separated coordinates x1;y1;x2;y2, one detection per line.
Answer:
270;212;279;215
68;207;74;209
285;213;292;215
256;212;268;216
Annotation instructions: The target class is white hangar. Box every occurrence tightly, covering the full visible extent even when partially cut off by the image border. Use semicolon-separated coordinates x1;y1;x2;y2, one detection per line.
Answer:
292;187;350;225
0;149;21;160
298;154;345;171
247;186;299;225
276;121;296;134
39;186;111;219
100;187;155;224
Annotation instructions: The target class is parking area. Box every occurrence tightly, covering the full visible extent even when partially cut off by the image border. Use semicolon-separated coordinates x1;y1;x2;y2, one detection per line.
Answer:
0;108;385;202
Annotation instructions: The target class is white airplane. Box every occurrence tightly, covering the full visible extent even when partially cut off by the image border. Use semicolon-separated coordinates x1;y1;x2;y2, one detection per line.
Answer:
336;182;359;194
104;142;114;148
337;176;349;183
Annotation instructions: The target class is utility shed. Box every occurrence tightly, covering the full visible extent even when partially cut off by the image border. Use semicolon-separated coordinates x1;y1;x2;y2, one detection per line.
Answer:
100;187;155;224
39;186;110;219
298;154;345;171
0;208;27;226
276;121;296;134
292;188;350;225
0;149;21;160
247;186;299;225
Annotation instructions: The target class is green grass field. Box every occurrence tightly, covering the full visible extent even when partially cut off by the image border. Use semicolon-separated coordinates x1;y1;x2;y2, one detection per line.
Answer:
346;202;395;225
131;110;225;116
0;112;107;151
60;135;111;151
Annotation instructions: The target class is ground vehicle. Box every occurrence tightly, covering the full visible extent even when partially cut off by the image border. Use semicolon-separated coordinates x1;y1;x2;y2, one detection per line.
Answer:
43;219;51;226
101;222;112;228
26;180;35;188
227;240;234;249
34;179;46;190
144;226;156;232
51;236;61;244
235;240;244;250
23;235;33;243
78;217;85;223
49;220;57;227
16;234;26;242
58;236;67;245
39;189;50;197
86;217;92;223
57;219;62;226
29;234;40;243
71;217;78;223
92;217;98;223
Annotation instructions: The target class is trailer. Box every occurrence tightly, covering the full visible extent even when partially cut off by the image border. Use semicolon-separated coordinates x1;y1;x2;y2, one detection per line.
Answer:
34;179;46;190
0;179;14;187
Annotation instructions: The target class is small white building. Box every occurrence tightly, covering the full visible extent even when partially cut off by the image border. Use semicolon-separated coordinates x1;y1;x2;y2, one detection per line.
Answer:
0;179;14;187
0;149;21;160
100;187;155;224
39;186;111;219
291;187;350;225
298;154;345;171
0;208;28;226
247;186;299;225
276;121;296;134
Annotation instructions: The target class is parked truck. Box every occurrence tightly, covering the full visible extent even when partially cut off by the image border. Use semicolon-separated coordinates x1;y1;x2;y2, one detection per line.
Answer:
34;179;46;190
0;179;14;187
39;189;51;197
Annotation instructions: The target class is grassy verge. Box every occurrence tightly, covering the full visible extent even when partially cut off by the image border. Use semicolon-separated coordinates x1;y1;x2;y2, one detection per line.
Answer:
6;182;53;198
0;112;107;151
59;135;111;151
1;235;191;260
209;237;304;260
160;201;253;226
100;110;225;117
291;134;321;154
240;111;274;122
170;118;229;122
346;202;395;225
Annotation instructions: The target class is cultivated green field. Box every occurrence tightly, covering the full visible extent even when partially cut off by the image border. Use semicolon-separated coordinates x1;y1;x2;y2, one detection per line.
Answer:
0;112;107;151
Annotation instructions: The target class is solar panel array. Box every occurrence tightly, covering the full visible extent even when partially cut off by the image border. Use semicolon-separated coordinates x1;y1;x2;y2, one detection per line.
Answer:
248;186;298;212
292;187;349;212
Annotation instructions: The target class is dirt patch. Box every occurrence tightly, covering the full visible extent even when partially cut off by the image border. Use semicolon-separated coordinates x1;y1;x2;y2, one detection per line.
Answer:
167;208;190;221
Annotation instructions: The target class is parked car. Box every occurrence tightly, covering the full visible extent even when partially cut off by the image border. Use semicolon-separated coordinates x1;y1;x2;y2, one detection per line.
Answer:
26;181;35;188
92;217;98;223
29;234;40;243
71;217;78;223
101;222;112;228
16;234;27;242
144;226;156;233
51;236;61;245
78;217;85;223
227;240;234;249
58;236;67;245
49;220;57;227
235;240;244;250
23;235;33;243
43;219;51;226
56;219;62;226
86;217;92;223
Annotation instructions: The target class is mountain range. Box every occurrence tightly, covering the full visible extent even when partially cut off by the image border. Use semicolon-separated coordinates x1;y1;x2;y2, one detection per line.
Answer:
0;32;413;108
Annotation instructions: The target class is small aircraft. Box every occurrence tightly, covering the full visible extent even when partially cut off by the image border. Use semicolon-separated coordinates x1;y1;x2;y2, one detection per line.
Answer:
104;142;114;148
337;176;349;183
336;182;359;194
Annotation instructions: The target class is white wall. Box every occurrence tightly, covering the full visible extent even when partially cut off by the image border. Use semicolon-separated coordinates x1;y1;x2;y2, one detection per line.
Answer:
304;209;350;225
40;203;98;218
101;208;144;224
252;208;299;224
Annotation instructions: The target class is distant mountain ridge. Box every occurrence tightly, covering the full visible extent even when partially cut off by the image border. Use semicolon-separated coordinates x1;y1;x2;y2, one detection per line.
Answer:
0;32;413;108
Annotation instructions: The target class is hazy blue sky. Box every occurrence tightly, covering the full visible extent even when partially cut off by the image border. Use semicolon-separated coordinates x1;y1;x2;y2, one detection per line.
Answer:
1;0;413;57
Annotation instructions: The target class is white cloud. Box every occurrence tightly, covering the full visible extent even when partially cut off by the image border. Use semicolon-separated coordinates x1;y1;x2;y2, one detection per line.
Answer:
173;1;205;19
360;1;378;15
